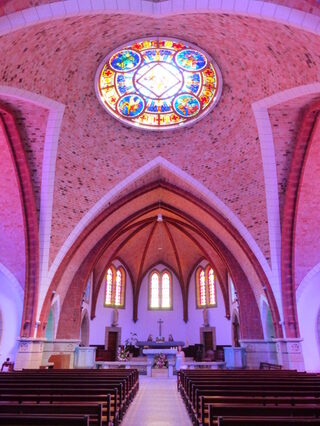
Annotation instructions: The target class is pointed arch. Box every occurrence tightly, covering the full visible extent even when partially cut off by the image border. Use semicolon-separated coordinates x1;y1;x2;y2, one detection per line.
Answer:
0;105;38;338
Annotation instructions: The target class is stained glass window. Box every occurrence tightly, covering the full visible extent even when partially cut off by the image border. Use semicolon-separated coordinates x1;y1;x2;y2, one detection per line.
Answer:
150;271;160;309
230;276;237;304
196;265;217;308
104;265;125;308
95;38;222;130
149;269;172;310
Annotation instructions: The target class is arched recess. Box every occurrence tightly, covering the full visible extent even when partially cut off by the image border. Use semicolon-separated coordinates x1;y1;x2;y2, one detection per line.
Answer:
282;100;320;338
231;310;241;347
93;226;230;323
261;297;275;340
44;297;59;340
297;267;320;372
0;105;39;338
80;310;89;347
57;204;263;340
45;309;54;340
0;266;23;365
37;181;282;342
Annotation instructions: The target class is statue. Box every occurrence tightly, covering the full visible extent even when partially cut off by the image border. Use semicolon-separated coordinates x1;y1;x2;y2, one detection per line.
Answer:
147;334;153;342
203;307;209;327
168;334;174;342
112;308;119;327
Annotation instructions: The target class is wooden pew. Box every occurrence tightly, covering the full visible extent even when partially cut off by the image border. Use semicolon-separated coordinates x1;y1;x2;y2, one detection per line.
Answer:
216;416;320;426
0;369;139;425
208;403;320;424
178;369;320;426
0;403;102;426
199;395;320;426
0;394;112;426
0;413;89;425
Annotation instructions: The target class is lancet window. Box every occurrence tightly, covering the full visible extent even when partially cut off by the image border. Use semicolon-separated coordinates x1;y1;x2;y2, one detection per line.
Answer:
149;270;172;310
195;265;217;308
104;264;125;308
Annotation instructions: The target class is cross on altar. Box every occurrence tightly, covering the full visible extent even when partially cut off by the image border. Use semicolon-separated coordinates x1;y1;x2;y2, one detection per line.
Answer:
157;318;164;337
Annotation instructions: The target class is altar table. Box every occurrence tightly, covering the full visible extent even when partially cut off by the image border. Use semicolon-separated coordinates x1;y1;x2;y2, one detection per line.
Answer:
137;341;184;349
143;348;177;377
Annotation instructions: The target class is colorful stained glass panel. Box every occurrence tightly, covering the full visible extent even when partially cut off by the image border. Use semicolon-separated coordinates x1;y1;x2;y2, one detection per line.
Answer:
175;49;207;71
96;38;222;130
173;94;200;117
110;50;141;72
117;95;144;118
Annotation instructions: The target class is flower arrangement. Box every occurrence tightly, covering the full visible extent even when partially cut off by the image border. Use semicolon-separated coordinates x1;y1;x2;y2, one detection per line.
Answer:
118;332;138;361
153;353;168;369
117;345;129;361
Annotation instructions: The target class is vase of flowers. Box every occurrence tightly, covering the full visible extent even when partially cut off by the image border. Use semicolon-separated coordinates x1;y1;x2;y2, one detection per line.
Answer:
117;345;129;361
153;353;168;369
152;353;169;377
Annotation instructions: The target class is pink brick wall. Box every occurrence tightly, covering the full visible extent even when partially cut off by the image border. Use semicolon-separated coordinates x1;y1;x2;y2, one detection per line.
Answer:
294;113;320;288
0;117;25;288
0;97;48;216
2;13;319;271
269;93;320;224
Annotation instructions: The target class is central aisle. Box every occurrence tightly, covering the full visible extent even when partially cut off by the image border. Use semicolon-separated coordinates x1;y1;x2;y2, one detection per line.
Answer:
122;375;192;426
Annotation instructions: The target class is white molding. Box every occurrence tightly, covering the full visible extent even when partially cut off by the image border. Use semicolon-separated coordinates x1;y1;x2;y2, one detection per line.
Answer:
252;82;320;324
297;261;320;302
0;1;320;36
0;262;24;301
0;86;65;321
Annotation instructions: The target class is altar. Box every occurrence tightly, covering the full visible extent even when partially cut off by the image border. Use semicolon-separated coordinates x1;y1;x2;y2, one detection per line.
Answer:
143;348;177;377
137;341;184;349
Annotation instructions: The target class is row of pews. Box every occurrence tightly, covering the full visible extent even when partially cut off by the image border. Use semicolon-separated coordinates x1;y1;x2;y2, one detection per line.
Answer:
178;368;320;426
0;368;139;425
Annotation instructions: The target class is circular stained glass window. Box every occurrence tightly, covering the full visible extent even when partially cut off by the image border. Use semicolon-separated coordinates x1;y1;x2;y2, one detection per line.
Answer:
95;38;223;130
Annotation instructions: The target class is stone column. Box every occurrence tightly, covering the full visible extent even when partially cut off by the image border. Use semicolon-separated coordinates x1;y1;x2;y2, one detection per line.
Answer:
240;339;278;368
145;354;153;377
274;338;305;371
42;339;80;368
14;338;45;370
14;338;80;370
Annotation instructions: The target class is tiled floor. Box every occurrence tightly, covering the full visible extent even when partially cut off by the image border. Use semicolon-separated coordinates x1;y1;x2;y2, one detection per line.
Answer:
122;375;192;426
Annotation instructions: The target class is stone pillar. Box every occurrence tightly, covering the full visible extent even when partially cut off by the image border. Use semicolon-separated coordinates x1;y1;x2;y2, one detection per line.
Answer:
224;346;246;368
14;338;45;370
168;356;175;377
274;338;305;371
42;339;80;368
240;339;278;368
74;346;96;368
145;353;153;377
14;338;80;370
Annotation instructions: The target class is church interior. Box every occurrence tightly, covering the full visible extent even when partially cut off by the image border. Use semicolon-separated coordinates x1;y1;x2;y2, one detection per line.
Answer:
1;0;320;424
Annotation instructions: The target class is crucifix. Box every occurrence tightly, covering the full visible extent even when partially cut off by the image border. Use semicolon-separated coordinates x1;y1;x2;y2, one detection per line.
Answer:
157;318;164;338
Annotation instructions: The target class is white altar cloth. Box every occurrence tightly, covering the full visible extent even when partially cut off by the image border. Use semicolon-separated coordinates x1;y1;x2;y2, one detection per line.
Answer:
143;348;177;377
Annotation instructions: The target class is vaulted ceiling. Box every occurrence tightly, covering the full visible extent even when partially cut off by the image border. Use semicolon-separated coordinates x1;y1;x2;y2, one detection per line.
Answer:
1;0;320;340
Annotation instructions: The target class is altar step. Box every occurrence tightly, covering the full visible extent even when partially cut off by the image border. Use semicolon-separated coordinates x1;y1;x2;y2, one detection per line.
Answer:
122;375;192;426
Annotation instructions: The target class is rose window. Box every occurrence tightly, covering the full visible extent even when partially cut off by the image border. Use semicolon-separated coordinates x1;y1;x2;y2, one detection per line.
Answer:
95;38;222;130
